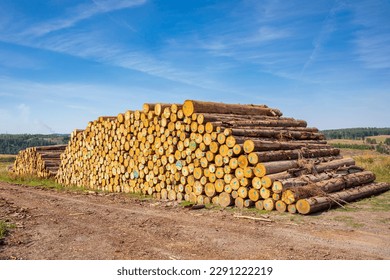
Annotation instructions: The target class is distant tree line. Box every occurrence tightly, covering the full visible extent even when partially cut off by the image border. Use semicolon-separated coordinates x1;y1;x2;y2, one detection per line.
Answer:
321;127;390;140
330;143;373;151
0;134;70;155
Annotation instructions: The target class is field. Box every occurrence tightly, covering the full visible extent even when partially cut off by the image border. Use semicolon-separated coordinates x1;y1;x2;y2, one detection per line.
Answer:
0;151;390;260
366;135;390;143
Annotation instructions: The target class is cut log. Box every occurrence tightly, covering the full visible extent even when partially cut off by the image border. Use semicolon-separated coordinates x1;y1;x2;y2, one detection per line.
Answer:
183;100;282;117
296;182;390;214
314;157;355;173
200;115;307;127
243;139;330;154
254;148;340;162
219;192;234;207
258;160;301;175
227;128;325;141
283;171;376;204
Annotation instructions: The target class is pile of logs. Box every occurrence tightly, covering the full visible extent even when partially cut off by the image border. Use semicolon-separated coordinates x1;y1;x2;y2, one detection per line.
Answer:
11;145;67;178
55;100;390;214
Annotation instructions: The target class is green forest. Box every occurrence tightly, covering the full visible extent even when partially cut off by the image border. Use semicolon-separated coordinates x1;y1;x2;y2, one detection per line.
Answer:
321;127;390;140
0;134;70;154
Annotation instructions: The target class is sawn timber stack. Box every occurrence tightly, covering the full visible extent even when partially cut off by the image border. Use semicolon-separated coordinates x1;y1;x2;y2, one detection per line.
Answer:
51;100;389;214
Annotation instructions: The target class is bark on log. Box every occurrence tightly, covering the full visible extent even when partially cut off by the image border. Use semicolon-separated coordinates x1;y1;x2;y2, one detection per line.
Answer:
296;182;390;214
283;171;376;204
183;100;282;117
200;115;307;127
242;139;330;153
227;128;325;141
254;148;340;162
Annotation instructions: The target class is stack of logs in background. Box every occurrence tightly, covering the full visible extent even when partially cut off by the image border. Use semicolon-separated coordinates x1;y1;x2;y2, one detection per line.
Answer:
11;100;390;214
11;145;66;178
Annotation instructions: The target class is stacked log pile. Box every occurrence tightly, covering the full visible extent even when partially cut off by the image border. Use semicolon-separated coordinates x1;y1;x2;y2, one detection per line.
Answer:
54;100;389;214
11;145;67;178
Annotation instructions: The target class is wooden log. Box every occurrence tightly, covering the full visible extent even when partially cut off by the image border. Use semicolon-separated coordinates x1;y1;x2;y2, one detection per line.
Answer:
314;157;355;173
219;192;234;207
283;171;376;205
255;200;264;210
182;100;282;117
274;172;342;190
253;148;340;162
287;204;297;214
263;198;275;211
227;128;325;141
35;145;67;151
243;139;330;154
257;160;301;175
275;200;287;213
296;182;390;214
200;114;306;127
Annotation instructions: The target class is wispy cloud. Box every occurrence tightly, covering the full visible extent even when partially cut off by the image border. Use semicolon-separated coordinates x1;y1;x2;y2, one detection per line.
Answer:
300;1;344;76
351;0;390;69
25;0;146;36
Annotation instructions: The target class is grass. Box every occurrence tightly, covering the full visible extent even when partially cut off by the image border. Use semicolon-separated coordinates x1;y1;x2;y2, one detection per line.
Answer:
327;139;366;145
0;155;16;163
354;154;390;183
0;158;88;192
0;220;15;239
350;190;390;212
366;135;390;144
332;215;364;228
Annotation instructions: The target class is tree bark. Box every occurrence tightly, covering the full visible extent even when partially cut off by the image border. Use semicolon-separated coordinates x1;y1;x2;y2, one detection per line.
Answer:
183;100;282;117
242;139;330;153
296;182;390;214
283;171;376;204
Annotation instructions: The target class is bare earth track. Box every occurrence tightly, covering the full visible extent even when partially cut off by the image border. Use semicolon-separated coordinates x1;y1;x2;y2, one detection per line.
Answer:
1;182;389;260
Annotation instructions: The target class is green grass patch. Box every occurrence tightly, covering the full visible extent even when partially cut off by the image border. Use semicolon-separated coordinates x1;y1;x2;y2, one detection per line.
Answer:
0;220;15;239
354;192;390;211
335;191;390;212
0;161;89;193
241;206;270;216
333;215;364;228
179;201;194;207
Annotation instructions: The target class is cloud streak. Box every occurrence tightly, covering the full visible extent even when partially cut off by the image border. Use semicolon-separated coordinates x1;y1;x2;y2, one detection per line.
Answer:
25;0;146;36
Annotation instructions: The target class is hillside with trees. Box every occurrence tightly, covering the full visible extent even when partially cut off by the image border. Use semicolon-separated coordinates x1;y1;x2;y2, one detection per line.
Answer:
322;128;390;155
321;127;390;140
0;134;69;155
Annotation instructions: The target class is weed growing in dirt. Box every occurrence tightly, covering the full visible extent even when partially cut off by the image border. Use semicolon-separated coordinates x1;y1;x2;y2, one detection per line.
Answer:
0;220;15;239
179;201;194;207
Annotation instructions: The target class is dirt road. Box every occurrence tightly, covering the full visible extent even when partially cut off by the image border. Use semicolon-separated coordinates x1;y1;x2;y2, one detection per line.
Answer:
1;181;389;260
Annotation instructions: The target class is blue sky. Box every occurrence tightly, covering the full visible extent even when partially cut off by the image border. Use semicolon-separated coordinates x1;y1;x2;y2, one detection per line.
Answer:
0;0;389;134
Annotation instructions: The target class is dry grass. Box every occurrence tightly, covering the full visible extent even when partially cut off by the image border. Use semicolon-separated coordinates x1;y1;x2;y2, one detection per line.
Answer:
366;135;390;143
327;139;366;145
354;154;390;183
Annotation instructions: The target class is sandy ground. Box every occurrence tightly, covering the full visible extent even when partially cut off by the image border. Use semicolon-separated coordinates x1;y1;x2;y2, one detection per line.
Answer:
1;181;389;260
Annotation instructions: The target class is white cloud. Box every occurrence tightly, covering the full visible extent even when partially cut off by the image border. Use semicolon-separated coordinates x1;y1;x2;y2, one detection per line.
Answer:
25;0;146;36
